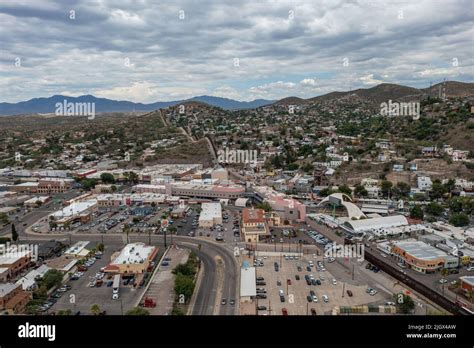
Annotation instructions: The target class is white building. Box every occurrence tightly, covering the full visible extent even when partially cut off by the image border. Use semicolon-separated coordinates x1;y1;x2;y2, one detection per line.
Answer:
240;266;256;303
417;176;432;191
198;202;222;227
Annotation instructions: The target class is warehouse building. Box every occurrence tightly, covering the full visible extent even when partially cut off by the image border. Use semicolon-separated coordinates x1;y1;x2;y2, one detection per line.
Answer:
198;202;222;227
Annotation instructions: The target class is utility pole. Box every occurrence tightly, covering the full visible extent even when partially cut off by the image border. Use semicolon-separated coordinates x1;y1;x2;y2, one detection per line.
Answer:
164;228;167;248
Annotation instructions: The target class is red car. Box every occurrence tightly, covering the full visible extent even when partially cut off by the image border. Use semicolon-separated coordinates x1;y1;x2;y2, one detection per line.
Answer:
287;279;292;285
282;308;288;316
310;308;317;316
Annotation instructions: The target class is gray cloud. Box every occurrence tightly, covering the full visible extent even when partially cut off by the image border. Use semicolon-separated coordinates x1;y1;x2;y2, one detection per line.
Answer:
0;0;472;102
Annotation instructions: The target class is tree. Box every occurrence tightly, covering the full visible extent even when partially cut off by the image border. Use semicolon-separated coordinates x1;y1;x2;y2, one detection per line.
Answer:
337;184;352;196
425;202;443;216
287;162;299;171
393;182;410;198
319;188;335;197
41;269;64;290
430;180;447;200
90;304;101;315
256;201;272;212
354;185;368;198
174;273;195;302
410;205;424;220
126;307;150;315
381;180;393;198
57;309;72;315
11;224;18;242
395;294;415;314
449;213;469;227
100;172;115;184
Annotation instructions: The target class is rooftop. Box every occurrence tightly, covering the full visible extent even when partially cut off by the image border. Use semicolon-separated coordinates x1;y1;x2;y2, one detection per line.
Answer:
240;267;257;297
50;200;97;219
394;241;449;261
242;208;265;224
111;242;156;265
0;283;19;297
199;202;222;221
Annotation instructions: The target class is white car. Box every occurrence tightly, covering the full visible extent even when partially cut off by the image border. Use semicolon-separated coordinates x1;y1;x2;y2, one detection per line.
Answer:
439;278;448;284
467;266;474;271
332;279;337;285
322;295;329;303
112;293;119;300
313;254;317;259
369;290;377;296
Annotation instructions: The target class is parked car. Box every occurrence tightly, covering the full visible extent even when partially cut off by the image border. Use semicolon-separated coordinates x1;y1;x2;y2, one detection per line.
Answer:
346;290;353;297
310;308;317;316
282;308;288;315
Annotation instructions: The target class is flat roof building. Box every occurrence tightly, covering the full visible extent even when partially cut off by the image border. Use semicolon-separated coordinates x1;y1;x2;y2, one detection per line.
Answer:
198;202;222;228
392;240;458;273
104;242;158;275
240;266;256;303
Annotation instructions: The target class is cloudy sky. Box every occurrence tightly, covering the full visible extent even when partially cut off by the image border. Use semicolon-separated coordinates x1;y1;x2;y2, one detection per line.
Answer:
1;0;473;103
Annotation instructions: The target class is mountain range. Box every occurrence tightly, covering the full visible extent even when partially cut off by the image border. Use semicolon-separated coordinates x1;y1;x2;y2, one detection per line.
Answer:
1;81;472;116
0;95;274;116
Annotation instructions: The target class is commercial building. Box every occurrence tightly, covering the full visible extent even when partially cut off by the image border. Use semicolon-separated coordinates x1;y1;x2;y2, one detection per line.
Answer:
391;240;459;273
459;276;474;292
10;182;39;194
37;178;74;194
198;202;222;227
0;283;32;314
240;266;256;303
344;215;409;233
48;200;97;226
63;241;92;259
170;183;245;200
96;193;179;207
241;208;269;243
24;196;51;208
0;249;33;281
104;242;158;275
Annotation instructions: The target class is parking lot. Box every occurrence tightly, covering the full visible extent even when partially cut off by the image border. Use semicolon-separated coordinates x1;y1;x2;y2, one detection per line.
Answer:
49;247;146;315
250;254;386;315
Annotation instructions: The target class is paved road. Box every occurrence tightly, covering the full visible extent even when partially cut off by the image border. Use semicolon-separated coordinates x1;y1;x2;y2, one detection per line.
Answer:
22;230;239;315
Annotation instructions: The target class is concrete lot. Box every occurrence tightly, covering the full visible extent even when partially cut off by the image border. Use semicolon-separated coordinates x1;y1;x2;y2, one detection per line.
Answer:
50;246;146;315
249;254;386;315
142;247;189;315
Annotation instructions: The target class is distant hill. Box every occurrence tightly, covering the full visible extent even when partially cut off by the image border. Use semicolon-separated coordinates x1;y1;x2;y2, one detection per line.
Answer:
0;95;274;116
274;96;309;106
276;81;474;106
